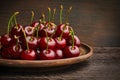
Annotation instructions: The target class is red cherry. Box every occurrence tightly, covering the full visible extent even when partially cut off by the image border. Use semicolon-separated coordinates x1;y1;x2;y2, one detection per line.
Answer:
24;26;34;36
39;49;56;60
63;46;80;58
55;49;63;59
40;22;56;37
54;37;66;49
1;48;11;59
1;34;16;47
55;24;70;38
21;49;37;60
38;37;56;50
10;24;23;36
8;44;23;59
67;35;81;47
26;36;37;49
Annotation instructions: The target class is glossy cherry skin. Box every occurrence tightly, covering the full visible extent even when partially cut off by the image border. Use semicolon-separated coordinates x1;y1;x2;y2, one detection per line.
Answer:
10;24;23;36
54;37;66;49
21;49;37;60
31;21;45;37
55;24;70;38
26;36;37;49
39;49;56;60
38;37;56;50
55;49;63;59
63;46;80;58
8;44;23;59
24;26;34;36
1;34;16;47
67;35;81;47
40;22;56;37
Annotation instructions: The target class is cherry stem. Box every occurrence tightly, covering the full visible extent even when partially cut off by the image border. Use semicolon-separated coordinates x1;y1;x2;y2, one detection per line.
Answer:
59;23;69;40
21;28;29;51
70;28;75;48
42;13;46;26
65;6;72;23
52;8;56;22
14;35;19;45
60;5;63;24
36;19;42;38
48;7;51;28
31;11;34;24
7;12;19;34
45;30;49;51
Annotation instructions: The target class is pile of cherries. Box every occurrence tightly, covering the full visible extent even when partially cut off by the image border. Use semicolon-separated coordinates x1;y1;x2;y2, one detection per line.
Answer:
0;5;81;60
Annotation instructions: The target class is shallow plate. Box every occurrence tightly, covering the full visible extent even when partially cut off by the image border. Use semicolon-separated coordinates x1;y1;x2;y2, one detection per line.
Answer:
0;43;93;67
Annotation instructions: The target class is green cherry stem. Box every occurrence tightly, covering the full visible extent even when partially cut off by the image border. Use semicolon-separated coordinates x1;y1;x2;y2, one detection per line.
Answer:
31;11;34;24
65;6;72;23
52;8;56;22
60;5;63;24
36;19;42;38
70;28;75;48
45;29;49;51
7;12;19;34
42;13;45;22
21;28;29;51
48;7;51;24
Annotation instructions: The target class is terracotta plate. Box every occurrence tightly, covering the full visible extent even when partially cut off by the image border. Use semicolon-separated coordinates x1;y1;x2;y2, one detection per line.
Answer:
0;43;93;67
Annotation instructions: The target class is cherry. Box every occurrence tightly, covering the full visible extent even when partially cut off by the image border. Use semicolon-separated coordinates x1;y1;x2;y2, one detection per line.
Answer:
55;23;70;38
26;36;37;49
38;37;56;50
55;6;72;38
40;23;56;37
21;49;37;60
54;37;66;49
8;44;23;59
20;26;37;60
1;48;12;59
39;49;56;60
55;49;63;59
24;26;35;36
67;35;81;47
63;46;80;58
10;24;23;36
1;34;16;47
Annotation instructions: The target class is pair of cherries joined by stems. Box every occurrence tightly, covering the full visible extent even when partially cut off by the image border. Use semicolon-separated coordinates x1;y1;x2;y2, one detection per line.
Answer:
0;5;81;60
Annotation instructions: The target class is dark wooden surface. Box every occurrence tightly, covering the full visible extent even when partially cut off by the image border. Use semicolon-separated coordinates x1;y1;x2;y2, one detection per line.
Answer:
0;0;120;80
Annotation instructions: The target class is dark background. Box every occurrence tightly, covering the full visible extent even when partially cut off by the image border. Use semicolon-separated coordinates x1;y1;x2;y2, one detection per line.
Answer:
0;0;120;47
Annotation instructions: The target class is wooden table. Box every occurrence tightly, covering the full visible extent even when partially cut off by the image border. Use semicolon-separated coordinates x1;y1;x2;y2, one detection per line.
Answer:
0;0;120;80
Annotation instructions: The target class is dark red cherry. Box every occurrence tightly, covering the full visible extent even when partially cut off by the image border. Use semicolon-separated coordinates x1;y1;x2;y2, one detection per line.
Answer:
8;44;23;59
26;36;37;49
55;49;63;59
54;37;66;49
63;46;80;58
67;35;81;47
21;49;37;60
38;37;56;50
1;34;16;47
40;22;56;37
31;21;44;29
55;24;70;38
1;48;11;59
24;26;34;36
39;49;56;60
10;24;23;36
